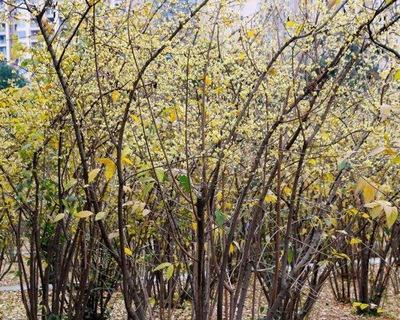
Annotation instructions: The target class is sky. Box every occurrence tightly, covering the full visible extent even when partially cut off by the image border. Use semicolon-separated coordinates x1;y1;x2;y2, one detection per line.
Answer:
241;0;259;16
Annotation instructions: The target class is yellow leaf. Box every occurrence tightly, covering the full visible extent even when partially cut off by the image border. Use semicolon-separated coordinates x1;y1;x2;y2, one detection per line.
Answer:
324;172;334;182
111;91;121;103
362;183;376;203
327;0;340;8
149;297;156;307
360;303;369;310
169;108;177;122
222;16;233;26
88;168;101;183
264;193;277;204
362;213;370;219
229;243;235;255
295;23;304;36
131;114;140;124
333;252;350;260
321;132;330;141
283;186;292;196
347;208;358;215
53;213;65;223
215;86;224;94
122;149;133;166
355;177;366;194
394;69;400;81
162;107;178;122
384;147;396;156
246;29;256;39
268;68;277;76
75;210;93;219
364;201;383;218
216;191;223;202
307;158;317;166
124;247;133;256
205;75;212;86
238;52;246;60
355;177;376;203
285;20;297;28
96;158;116;181
350;238;362;245
391;157;400;164
385;206;398;228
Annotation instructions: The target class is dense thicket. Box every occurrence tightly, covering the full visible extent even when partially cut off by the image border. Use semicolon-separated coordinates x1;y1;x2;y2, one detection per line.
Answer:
0;0;399;319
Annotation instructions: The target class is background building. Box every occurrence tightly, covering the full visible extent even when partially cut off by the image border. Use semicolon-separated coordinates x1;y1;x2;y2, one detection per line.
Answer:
0;0;55;62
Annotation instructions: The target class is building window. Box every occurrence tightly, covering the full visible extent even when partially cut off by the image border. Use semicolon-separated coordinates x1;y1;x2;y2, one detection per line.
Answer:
18;31;26;39
0;35;5;43
15;22;26;31
46;9;56;22
30;20;39;29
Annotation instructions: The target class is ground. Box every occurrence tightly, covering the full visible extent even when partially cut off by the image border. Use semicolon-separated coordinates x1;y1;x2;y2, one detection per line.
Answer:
1;270;399;320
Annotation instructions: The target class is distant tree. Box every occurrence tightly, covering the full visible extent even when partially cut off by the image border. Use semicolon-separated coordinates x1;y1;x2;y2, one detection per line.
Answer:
0;62;26;89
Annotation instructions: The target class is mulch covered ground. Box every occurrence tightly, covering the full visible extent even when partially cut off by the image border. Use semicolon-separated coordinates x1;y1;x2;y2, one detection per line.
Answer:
1;270;399;319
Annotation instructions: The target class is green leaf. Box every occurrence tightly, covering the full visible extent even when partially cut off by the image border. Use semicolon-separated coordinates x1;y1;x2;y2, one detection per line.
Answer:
153;262;172;272
155;168;165;182
178;175;191;193
64;179;77;191
153;261;174;280
142;181;155;198
338;160;351;171
88;168;101;183
215;209;225;228
166;264;174;280
95;211;107;221
287;247;294;264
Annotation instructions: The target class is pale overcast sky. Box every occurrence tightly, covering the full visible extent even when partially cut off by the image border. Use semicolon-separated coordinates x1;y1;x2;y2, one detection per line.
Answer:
242;0;259;16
